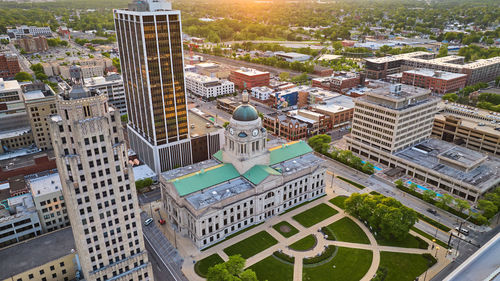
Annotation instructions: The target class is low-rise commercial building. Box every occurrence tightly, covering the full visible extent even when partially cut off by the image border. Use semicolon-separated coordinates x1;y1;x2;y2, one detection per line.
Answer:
311;72;361;93
14;36;49;53
0;54;21;79
0;193;42;249
185;72;234;99
251;86;273;101
84;74;126;115
6;26;52;39
264;109;332;140
42;58;113;79
401;69;467;94
27;171;69;233
229;68;270;90
275;52;311;62
0;227;78;281
0;127;33;153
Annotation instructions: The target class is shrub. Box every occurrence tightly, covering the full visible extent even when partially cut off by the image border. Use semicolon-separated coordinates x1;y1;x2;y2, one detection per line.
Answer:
273;251;295;263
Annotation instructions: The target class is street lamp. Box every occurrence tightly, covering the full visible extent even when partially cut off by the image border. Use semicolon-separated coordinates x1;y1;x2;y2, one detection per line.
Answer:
435;246;440;258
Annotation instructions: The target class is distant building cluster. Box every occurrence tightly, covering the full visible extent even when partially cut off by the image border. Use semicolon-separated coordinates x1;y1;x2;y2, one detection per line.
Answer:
6;25;52;39
365;51;500;86
41;57;114;80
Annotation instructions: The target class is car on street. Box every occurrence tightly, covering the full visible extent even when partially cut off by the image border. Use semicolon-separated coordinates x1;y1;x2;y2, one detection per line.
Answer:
427;208;437;215
144;218;154;226
455;227;469;236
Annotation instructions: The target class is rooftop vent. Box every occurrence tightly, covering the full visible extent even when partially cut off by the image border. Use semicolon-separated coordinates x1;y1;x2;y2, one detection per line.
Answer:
390;84;402;95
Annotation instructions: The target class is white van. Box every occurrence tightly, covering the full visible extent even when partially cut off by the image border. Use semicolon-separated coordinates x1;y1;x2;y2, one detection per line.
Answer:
455;227;469;236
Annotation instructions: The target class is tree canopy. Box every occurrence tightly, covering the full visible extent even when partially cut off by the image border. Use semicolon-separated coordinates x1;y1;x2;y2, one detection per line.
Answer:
207;255;257;281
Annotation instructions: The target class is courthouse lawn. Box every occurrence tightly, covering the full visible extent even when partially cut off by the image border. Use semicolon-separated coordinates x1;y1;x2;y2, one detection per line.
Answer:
223;231;278;259
293;203;338;228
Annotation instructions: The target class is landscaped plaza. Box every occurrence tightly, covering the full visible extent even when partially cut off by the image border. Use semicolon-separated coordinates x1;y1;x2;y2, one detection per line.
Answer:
172;173;452;281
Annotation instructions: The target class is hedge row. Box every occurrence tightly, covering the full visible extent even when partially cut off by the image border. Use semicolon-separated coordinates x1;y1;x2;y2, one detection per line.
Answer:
273;251;295;264
337;176;366;190
303;245;336;265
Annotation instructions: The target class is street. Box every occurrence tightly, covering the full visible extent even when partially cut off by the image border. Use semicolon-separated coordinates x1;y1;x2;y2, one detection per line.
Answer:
141;212;188;281
138;187;161;205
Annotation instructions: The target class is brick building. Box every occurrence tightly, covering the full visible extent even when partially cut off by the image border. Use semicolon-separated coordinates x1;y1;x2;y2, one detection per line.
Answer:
0;54;21;79
311;72;361;93
401;69;467;94
15;36;49;53
229;68;270;90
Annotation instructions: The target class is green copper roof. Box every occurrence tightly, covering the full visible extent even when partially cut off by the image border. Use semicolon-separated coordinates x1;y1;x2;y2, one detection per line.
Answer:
171;163;240;196
232;104;259;121
269;140;313;165
213;150;223;162
243;165;281;185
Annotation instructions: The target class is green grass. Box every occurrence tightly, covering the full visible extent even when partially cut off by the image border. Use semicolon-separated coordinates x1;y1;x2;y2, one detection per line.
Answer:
376;233;428;249
201;222;264;251
194;253;224;277
292;203;338;228
248;255;294;281
411;227;449;249
322;217;370;244
379;252;437;281
279;194;326;215
289;234;317;251
369;191;381;195
302;247;373;281
272;221;299;238
417;213;452;232
223;231;278;259
337;176;366;189
329;196;348;209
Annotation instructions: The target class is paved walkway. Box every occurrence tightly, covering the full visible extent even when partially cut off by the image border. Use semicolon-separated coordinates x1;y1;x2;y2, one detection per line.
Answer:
177;177;451;281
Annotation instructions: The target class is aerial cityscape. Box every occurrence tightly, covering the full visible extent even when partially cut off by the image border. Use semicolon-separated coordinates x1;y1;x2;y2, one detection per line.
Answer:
0;0;499;280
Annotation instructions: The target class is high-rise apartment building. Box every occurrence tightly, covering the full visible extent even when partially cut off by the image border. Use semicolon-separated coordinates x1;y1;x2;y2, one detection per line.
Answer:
49;86;153;281
114;0;222;174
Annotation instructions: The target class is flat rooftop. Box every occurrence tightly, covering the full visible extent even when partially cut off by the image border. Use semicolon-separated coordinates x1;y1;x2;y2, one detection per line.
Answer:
27;171;61;197
0;79;21;92
185;177;253;210
0;227;75;281
396;138;500;192
403;69;467;80
0;127;31;140
233;68;269;76
367;83;430;101
188;110;222;137
132;164;156;181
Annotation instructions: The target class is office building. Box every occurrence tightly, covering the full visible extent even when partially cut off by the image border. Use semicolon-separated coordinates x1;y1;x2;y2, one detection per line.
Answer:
27;171;70;233
401;69;467;94
185;72;234;99
49;85;153;281
348;84;438;153
41;58;113;79
264;109;331;140
22;82;57;151
84;74;127;115
229;68;270;90
345;84;500;202
7;25;52;39
0;54;21;79
115;0;222;174
161;92;326;249
0;193;42;249
364;52;500;85
0;227;79;281
15;36;49;53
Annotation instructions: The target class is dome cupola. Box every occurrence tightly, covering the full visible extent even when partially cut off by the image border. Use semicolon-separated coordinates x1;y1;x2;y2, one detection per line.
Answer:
232;90;259;122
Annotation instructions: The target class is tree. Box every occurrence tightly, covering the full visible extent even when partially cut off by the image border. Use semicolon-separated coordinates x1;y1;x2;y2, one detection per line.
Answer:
477;200;497;219
409;183;418;192
437;193;454;209
35;72;48;80
0;39;9;45
30;63;44;74
394;179;405;189
422;190;437;203
455;198;470;213
361;162;374;175
307;134;331;155
223;121;230;128
143;178;153;187
442;93;458;102
14;72;33;82
437;44;448;58
279;72;290;81
120;114;128;123
207;255;257;281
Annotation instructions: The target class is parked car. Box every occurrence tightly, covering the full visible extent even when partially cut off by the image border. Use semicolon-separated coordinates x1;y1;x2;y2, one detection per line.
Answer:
455;227;469;236
144;218;153;226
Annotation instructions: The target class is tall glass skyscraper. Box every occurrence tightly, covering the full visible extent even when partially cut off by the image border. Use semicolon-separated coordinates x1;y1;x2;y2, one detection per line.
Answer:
114;0;200;174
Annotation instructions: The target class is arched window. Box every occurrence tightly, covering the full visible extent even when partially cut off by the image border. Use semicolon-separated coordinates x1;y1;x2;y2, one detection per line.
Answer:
265;192;274;199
